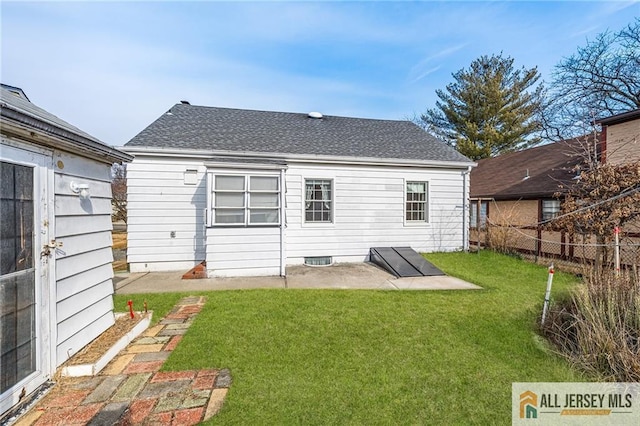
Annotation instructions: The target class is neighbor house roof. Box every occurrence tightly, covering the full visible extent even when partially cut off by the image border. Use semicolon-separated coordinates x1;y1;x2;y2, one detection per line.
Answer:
595;108;640;126
125;104;472;165
470;138;591;200
1;86;132;164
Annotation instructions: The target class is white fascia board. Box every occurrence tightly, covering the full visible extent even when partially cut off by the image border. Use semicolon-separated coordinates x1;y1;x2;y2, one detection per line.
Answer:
1;119;132;164
122;146;476;169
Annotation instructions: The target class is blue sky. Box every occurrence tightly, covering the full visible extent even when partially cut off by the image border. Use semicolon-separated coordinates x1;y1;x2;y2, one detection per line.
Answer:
2;1;638;146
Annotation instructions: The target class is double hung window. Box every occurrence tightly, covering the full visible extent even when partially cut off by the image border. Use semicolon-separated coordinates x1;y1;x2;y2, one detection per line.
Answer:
405;181;428;222
305;179;332;223
470;200;488;229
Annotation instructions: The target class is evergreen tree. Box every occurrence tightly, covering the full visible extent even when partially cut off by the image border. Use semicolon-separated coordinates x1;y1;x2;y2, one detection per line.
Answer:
420;54;544;160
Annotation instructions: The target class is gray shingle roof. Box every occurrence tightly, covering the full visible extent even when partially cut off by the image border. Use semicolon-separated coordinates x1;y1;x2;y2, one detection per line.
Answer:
125;104;472;164
470;138;589;200
1;86;132;163
2;86;101;143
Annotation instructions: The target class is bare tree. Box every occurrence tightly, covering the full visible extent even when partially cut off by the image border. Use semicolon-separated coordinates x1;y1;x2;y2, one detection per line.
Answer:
550;132;640;268
542;19;640;140
111;163;127;223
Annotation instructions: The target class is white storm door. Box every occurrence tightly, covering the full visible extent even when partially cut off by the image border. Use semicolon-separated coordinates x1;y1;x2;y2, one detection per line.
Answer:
0;144;51;415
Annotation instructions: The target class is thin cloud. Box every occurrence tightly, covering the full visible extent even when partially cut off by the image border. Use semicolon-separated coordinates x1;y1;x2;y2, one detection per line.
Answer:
407;44;467;84
570;25;601;38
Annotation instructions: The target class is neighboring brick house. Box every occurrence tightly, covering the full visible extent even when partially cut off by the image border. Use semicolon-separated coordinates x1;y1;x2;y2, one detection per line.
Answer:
470;108;639;261
469;138;586;256
597;108;640;165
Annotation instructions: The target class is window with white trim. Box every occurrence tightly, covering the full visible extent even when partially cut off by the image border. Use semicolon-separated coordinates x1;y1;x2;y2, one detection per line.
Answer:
541;199;560;222
405;181;428;222
212;174;280;225
470;200;488;229
305;179;332;222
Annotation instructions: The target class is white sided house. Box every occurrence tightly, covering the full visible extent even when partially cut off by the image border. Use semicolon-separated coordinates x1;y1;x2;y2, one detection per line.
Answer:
124;104;475;277
0;85;132;418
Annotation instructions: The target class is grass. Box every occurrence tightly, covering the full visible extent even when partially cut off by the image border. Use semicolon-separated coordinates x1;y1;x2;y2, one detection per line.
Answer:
117;251;583;424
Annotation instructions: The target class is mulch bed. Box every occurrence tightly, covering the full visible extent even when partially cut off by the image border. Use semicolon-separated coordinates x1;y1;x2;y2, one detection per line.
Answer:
66;313;147;365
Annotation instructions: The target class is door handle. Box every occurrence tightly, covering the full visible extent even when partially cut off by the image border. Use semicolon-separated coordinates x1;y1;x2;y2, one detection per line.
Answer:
41;240;63;257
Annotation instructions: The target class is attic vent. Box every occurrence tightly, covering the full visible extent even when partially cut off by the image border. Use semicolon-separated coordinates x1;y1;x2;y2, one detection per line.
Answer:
308;111;323;119
180;100;190;105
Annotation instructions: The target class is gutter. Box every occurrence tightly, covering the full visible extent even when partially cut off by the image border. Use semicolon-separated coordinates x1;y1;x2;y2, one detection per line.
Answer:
280;168;287;277
462;166;471;251
123;146;476;169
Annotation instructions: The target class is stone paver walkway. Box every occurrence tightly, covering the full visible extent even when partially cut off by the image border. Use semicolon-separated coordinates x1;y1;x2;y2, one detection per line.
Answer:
14;296;230;426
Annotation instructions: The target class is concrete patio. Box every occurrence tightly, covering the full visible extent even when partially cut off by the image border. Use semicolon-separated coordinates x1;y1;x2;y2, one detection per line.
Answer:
115;262;481;294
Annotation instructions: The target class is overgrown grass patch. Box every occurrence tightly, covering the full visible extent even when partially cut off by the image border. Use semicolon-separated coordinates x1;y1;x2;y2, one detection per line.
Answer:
542;270;640;381
147;251;584;424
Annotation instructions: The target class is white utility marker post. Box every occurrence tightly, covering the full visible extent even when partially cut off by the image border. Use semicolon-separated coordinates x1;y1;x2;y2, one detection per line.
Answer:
614;226;621;277
541;263;555;325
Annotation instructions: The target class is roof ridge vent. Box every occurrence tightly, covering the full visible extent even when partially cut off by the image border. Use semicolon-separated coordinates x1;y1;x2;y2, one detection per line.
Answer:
180;100;190;105
308;111;323;119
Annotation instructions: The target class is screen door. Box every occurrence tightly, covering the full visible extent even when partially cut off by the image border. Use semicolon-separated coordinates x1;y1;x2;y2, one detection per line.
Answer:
0;161;37;393
0;145;50;416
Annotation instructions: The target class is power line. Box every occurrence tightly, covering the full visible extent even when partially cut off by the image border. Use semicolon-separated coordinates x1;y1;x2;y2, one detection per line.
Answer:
478;185;640;248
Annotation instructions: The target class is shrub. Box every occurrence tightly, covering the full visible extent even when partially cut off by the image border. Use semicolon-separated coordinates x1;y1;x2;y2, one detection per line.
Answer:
542;270;640;381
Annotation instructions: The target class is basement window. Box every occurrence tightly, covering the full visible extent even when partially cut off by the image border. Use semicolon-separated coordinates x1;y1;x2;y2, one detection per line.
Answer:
304;256;332;266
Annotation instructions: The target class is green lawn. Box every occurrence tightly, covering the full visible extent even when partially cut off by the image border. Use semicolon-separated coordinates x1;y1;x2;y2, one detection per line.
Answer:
115;251;583;424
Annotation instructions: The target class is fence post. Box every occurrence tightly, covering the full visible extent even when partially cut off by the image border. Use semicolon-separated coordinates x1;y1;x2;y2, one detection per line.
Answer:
614;227;620;277
535;226;541;263
541;263;554;326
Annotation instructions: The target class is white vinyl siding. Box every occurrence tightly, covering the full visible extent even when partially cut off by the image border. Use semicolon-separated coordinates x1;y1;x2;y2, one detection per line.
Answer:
127;156;468;275
53;151;116;365
286;163;465;263
127;159;207;272
206;227;281;277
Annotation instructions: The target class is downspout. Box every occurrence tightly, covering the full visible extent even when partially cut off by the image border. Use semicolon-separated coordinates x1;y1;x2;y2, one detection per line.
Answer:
279;168;287;276
462;167;471;251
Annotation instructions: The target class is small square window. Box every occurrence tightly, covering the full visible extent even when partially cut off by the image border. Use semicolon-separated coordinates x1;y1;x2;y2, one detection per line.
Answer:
542;199;560;221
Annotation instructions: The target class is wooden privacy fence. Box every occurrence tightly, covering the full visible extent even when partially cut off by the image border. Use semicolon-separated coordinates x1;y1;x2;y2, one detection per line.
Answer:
470;225;640;268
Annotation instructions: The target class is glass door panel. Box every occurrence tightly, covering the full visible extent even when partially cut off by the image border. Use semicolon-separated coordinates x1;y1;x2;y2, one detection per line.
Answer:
0;161;36;393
